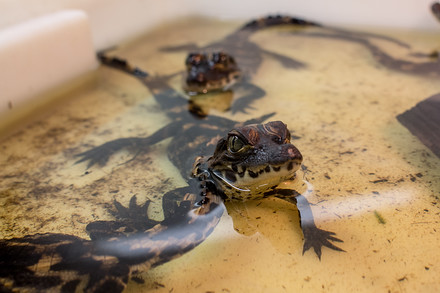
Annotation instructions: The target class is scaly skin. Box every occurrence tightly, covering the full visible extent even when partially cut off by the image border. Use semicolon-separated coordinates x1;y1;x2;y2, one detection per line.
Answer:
0;121;343;292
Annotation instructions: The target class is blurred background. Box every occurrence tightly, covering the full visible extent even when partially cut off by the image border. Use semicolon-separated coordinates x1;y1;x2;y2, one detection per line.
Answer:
1;0;438;50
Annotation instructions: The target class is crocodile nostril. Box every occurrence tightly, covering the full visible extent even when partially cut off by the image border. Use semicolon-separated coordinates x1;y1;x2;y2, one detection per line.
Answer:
287;146;303;162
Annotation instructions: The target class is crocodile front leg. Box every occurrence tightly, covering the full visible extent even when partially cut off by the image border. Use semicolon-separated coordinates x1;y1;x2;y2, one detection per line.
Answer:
0;186;225;292
93;184;225;268
268;189;344;259
86;186;203;242
86;195;160;241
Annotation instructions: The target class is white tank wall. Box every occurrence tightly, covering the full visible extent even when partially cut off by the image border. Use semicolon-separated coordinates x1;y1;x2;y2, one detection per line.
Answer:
0;0;438;50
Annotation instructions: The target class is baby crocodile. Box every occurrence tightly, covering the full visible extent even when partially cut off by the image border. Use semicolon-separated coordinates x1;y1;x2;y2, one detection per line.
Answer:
164;14;440;78
101;14;439;122
161;15;319;75
97;15;323;118
184;51;241;94
0;121;343;293
97;51;247;118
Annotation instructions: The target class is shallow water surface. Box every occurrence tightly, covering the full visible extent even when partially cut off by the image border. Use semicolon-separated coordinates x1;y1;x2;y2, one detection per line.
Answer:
1;17;440;292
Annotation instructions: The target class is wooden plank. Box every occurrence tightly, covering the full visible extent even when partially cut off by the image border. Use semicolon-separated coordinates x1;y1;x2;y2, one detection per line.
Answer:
397;93;440;158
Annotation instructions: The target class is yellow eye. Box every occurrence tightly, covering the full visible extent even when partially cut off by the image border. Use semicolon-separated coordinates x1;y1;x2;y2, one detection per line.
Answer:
228;135;245;153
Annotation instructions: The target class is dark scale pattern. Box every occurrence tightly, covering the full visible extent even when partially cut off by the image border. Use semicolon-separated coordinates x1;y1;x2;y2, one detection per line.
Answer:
248;170;259;178
224;170;238;183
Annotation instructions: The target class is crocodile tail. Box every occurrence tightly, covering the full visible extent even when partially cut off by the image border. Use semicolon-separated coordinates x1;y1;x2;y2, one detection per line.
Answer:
0;193;224;292
93;191;225;270
240;15;321;31
96;52;188;112
97;51;149;78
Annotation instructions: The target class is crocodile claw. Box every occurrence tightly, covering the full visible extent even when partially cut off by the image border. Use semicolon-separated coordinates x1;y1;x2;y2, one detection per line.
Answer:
302;226;344;260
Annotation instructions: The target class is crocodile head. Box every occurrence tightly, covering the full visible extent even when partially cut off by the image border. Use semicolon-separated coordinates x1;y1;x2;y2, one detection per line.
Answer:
185;52;242;94
208;121;303;199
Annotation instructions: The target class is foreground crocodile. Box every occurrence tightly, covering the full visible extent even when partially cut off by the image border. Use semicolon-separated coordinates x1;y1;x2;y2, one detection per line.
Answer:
0;121;343;292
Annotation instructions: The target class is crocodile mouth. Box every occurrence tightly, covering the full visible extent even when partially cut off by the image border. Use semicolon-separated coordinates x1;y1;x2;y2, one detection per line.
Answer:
212;158;302;197
185;71;241;94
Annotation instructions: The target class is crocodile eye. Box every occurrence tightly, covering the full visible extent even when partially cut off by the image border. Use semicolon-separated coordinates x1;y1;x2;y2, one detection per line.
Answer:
228;135;245;153
272;136;282;144
186;53;203;66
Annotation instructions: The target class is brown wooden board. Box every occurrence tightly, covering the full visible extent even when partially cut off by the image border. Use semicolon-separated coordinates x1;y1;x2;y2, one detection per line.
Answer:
397;93;440;158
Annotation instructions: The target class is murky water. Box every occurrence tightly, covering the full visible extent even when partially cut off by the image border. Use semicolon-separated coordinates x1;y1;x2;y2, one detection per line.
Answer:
1;17;440;292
